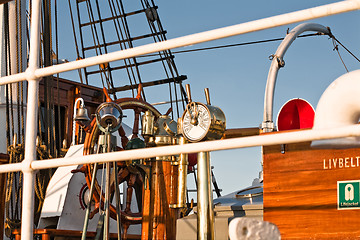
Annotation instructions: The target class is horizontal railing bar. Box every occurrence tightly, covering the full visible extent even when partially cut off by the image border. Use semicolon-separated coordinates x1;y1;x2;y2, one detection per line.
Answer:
0;72;27;85
0;162;24;173
0;124;357;173
0;0;358;87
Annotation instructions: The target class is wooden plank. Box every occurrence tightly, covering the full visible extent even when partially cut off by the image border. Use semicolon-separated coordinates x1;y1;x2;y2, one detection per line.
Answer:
263;134;360;239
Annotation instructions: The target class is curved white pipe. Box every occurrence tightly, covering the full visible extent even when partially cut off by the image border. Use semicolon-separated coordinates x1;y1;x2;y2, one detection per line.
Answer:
262;23;330;132
311;70;360;148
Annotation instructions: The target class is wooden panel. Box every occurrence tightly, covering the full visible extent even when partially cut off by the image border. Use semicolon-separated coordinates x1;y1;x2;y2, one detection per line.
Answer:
39;77;104;145
39;77;104;107
263;137;360;239
0;0;13;4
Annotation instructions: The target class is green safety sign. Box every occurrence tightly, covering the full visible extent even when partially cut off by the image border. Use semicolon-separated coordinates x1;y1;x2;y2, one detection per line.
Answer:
337;180;360;210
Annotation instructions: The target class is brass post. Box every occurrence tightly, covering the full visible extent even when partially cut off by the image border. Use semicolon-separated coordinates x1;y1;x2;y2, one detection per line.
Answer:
197;151;214;240
170;137;188;209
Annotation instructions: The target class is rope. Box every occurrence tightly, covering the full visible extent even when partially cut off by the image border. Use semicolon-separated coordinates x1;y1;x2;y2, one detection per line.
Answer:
5;142;24;235
329;32;360;63
332;38;348;72
327;28;360;72
55;0;62;157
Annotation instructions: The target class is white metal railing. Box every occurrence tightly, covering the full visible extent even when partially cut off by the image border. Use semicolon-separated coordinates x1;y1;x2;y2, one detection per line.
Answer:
1;124;360;174
0;1;359;240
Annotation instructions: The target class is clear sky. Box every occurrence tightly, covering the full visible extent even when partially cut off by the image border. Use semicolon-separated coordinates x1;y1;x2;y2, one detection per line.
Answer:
56;0;360;196
154;0;360;196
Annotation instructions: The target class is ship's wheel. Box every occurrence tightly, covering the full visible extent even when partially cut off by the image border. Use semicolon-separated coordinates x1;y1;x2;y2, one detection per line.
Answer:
81;88;161;235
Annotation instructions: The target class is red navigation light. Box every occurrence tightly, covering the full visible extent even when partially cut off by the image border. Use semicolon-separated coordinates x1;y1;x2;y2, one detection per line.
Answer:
277;98;315;131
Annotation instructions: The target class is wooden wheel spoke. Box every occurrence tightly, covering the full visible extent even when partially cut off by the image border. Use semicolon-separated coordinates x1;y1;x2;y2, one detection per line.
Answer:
118;126;129;149
132;108;141;139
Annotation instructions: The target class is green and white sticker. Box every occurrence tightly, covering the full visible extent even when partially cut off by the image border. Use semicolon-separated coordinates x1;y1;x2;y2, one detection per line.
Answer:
337;180;360;210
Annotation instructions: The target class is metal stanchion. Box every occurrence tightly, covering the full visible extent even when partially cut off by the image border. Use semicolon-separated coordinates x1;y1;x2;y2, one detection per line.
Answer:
197;151;214;240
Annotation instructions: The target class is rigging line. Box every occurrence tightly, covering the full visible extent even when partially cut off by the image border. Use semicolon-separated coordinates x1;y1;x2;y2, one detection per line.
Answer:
14;1;22;144
55;0;61;157
38;98;44;149
49;0;58;157
115;0;146;98
75;0;89;84
8;59;15;146
3;3;16;223
331;35;360;63
108;0;136;99
117;0;146;101
153;26;187;113
108;0;138;98
176;33;322;55
94;0;115;90
143;18;175;116
15;0;22;147
136;33;323;58
118;1;146;100
18;0;25;147
332;38;348;72
108;0;139;95
20;4;25;147
4;2;14;143
145;0;182;79
67;0;84;84
84;0;107;88
85;0;103;57
4;3;10;148
42;0;54;156
116;0;145;92
142;1;182;117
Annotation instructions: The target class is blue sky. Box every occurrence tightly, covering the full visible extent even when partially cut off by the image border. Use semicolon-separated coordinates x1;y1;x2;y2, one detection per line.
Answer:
56;0;360;196
154;0;360;195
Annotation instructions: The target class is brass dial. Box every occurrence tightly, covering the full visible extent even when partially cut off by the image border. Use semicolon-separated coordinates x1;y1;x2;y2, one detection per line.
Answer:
182;103;211;142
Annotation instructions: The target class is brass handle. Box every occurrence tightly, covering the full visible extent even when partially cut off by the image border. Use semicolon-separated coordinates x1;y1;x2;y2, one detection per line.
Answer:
204;88;211;105
185;84;192;103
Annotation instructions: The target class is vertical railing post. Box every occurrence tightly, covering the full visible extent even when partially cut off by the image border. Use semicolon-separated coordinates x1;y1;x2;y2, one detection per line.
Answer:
21;0;41;239
197;151;214;240
21;79;39;240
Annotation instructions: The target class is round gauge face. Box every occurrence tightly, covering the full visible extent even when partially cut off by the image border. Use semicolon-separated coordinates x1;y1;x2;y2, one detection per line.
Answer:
182;103;211;142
